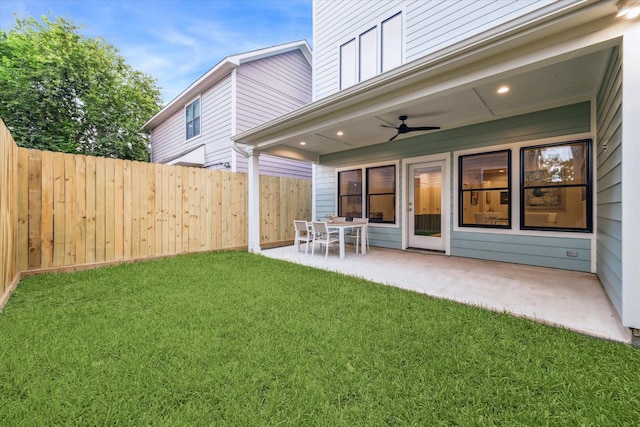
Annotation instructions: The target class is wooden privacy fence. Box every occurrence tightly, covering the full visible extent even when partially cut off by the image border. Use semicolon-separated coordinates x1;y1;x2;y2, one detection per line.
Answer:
1;119;311;305
1;120;19;305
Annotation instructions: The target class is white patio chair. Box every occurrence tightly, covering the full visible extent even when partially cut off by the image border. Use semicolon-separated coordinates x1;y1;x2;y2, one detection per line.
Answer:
310;221;340;259
293;220;311;255
345;217;369;253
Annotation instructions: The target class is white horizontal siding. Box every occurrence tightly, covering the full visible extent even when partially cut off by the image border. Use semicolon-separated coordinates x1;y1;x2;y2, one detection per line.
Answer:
151;75;233;166
313;0;573;100
150;108;185;163
235;50;312;134
313;0;401;100
405;0;554;61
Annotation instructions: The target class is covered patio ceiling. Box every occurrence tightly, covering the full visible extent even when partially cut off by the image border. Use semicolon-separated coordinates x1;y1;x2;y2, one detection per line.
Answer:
233;1;627;162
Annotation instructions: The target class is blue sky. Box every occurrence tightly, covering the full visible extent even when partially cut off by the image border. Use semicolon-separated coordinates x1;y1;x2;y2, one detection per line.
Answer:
1;0;312;104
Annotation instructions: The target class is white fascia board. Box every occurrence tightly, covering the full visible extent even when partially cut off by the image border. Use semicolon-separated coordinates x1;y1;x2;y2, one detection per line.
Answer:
233;40;312;67
233;1;619;148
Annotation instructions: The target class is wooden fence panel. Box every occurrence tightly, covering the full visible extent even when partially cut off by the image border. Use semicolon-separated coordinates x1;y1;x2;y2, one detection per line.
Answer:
0;119;19;304
27;149;42;269
8;146;310;277
17;149;29;272
75;155;87;266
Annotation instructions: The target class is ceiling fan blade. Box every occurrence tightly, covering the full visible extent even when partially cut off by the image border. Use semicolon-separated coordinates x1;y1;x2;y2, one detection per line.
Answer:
388;133;399;141
406;126;441;131
380;124;398;129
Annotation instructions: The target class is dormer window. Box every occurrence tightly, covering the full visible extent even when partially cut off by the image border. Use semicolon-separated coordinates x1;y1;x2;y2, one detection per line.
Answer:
185;98;201;140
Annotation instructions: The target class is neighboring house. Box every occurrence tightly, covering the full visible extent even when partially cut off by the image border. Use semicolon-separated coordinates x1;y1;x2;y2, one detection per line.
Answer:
142;40;312;179
234;1;640;333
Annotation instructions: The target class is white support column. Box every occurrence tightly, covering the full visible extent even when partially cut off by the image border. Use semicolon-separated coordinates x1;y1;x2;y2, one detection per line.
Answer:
622;23;640;330
247;148;261;254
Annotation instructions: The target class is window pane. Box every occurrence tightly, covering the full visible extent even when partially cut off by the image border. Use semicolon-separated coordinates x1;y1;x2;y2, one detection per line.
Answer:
359;27;377;81
459;150;510;227
340;39;357;89
381;12;402;72
523;141;587;186
339;196;362;218
367;165;395;193
186;105;193;122
520;140;591;232
338;169;362;218
193;117;200;136
369;194;395;222
523;187;587;229
193;99;200;117
367;165;395;223
186;122;193;139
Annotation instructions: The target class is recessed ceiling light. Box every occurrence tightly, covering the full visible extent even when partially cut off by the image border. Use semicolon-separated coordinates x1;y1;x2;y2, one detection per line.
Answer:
299;141;306;146
336;131;344;136
497;86;510;94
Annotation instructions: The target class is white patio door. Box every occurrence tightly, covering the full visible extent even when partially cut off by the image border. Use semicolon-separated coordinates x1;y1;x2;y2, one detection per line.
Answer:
408;161;445;251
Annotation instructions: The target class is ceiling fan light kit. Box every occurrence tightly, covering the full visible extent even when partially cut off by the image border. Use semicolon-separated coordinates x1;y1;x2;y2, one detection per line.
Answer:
380;115;440;141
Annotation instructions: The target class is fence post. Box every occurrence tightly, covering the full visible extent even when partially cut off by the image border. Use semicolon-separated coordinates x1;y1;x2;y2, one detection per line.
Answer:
247;149;261;253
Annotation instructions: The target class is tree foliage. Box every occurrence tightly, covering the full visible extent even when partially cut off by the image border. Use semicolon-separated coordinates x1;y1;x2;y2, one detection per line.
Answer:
0;15;162;160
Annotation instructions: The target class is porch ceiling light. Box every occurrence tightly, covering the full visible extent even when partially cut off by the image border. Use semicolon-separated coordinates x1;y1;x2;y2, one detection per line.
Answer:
336;131;344;136
617;0;640;19
497;86;510;94
299;141;306;146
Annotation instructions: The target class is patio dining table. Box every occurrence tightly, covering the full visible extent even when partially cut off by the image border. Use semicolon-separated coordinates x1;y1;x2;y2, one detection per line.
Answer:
326;221;367;260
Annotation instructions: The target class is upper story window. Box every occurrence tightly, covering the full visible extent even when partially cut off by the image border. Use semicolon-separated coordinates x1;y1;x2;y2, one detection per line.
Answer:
520;140;592;232
185;98;201;140
340;12;403;90
458;150;512;228
338;164;397;224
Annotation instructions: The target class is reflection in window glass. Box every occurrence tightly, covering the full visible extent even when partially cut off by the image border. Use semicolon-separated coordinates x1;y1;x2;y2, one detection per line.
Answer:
185;98;200;140
459;150;511;227
367;165;395;223
338;169;362;218
521;140;591;231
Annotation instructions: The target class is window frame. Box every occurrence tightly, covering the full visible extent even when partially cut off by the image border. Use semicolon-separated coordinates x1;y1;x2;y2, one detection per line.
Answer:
519;139;592;233
185;97;201;141
366;164;396;224
338;10;403;89
458;149;512;229
336;161;399;227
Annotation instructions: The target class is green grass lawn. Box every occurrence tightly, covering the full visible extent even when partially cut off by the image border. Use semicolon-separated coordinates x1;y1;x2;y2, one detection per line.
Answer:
1;251;639;426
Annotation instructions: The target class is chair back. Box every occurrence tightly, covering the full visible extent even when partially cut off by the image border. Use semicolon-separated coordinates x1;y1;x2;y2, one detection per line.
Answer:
294;220;308;233
311;221;328;235
353;217;368;224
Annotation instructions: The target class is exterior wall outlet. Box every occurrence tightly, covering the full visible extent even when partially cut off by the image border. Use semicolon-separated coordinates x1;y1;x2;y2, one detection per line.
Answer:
566;250;579;257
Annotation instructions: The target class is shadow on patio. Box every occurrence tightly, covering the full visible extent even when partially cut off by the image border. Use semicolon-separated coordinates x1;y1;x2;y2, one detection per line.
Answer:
262;245;631;344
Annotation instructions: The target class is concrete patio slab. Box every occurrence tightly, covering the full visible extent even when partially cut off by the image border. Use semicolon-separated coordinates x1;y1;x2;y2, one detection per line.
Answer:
261;245;631;344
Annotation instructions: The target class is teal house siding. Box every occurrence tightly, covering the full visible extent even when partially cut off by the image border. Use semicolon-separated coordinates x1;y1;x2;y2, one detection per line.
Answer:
595;47;623;314
451;232;591;272
316;102;592;270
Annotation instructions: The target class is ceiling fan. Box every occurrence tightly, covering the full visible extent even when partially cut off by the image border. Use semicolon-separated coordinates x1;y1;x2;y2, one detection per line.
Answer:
380;115;440;141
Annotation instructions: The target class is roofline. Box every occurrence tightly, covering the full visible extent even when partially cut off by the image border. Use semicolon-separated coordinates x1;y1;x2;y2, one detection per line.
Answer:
142;39;312;132
232;0;614;147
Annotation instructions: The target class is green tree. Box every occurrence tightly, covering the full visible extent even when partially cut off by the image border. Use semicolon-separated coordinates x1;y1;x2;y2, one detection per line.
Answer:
0;15;162;160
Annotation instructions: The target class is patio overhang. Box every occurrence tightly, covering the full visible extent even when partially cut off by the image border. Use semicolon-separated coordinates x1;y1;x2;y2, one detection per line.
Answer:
233;0;631;161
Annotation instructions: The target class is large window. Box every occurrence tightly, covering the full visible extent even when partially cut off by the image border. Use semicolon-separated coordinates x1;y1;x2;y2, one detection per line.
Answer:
339;12;402;89
337;164;396;224
367;165;396;223
185;98;200;140
459;150;511;228
520;140;591;232
338;169;362;218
